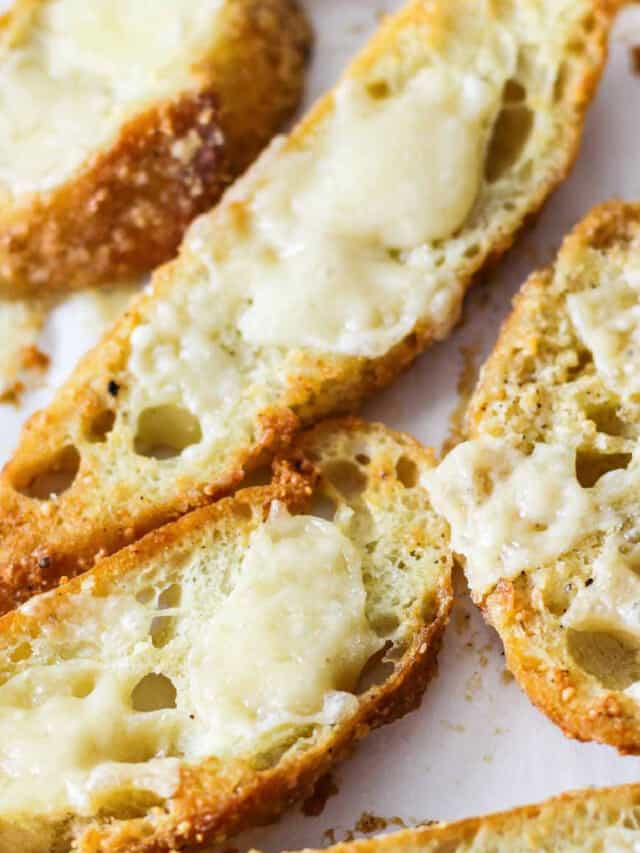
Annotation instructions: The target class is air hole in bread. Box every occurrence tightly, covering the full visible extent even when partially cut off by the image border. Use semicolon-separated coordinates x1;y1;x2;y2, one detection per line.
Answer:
566;348;593;379
356;643;395;694
71;673;96;699
356;454;371;466
324;460;366;499
366;80;391;100
553;62;569;102
158;583;181;609
309;492;337;521
371;611;400;637
567;629;640;690
150;616;175;649
485;103;533;183
396;456;418;488
587;404;626;437
86;409;116;443
131;673;177;712
575;450;632;488
136;587;155;605
13;444;80;499
542;576;572;617
503;78;526;103
134;405;202;459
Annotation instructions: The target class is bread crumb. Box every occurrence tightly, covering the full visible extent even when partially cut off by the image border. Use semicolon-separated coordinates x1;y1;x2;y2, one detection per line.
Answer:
630;46;640;75
501;669;515;685
302;772;339;817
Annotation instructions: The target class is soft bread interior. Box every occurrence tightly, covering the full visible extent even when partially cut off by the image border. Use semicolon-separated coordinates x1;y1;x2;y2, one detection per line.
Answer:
0;0;224;198
0;422;451;850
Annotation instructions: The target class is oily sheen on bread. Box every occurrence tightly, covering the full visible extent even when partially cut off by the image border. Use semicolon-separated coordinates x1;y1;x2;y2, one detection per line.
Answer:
270;784;640;853
427;202;640;753
0;0;310;296
0;419;452;853
0;0;618;611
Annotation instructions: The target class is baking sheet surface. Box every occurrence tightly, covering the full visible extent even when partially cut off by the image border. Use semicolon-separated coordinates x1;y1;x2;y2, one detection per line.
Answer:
2;2;640;849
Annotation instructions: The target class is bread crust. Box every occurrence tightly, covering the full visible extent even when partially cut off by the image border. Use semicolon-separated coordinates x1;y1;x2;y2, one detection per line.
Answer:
272;783;640;853
467;202;640;754
0;0;311;297
0;0;619;614
0;418;453;853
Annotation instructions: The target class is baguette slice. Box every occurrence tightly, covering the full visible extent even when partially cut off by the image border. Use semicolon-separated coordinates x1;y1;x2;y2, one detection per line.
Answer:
427;202;640;752
0;0;617;611
271;784;640;853
0;0;310;297
0;418;453;853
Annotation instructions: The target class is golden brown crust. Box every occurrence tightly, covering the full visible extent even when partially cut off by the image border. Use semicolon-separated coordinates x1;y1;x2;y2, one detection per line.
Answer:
0;418;453;853
0;0;311;297
273;783;640;853
468;202;640;753
0;0;618;616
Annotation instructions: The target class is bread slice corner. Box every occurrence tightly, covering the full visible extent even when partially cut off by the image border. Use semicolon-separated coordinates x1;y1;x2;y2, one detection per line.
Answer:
0;0;311;297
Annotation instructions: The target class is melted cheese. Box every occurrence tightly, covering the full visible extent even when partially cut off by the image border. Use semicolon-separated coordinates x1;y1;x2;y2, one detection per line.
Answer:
129;59;509;432
0;505;377;819
211;67;501;358
0;0;222;197
426;440;594;595
184;503;380;756
0;663;180;815
567;264;640;401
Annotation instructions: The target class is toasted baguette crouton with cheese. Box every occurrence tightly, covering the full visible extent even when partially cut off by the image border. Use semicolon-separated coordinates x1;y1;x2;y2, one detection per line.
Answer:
0;0;310;297
0;0;617;611
0;419;452;853
272;784;640;853
427;202;640;753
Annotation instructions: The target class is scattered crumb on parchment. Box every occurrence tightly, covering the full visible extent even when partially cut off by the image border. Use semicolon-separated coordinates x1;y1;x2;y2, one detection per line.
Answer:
0;280;141;405
630;45;640;75
441;344;480;457
464;671;483;702
501;669;515;685
302;772;340;818
322;813;437;846
0;298;48;403
440;720;465;733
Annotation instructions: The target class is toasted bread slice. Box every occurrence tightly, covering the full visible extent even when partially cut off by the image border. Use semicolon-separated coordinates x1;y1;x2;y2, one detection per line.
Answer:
0;0;310;297
0;0;617;611
427;202;640;753
0;418;452;853
271;784;640;853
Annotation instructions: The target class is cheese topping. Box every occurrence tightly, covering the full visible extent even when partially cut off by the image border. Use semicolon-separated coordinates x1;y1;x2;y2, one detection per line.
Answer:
129;60;509;437
0;663;180;815
0;505;378;818
426;440;594;595
184;503;380;756
0;0;223;197
205;67;501;359
567;264;640;402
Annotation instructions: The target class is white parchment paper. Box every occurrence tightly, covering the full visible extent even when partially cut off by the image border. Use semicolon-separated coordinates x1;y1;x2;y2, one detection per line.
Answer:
2;2;640;849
